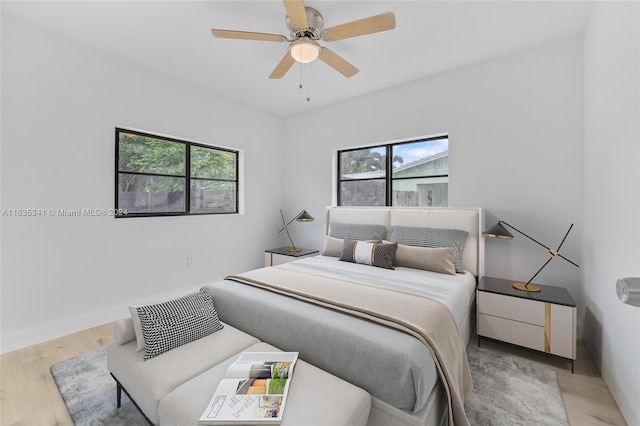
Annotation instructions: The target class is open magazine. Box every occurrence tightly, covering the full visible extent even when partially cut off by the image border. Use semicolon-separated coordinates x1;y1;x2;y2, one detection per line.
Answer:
198;352;299;425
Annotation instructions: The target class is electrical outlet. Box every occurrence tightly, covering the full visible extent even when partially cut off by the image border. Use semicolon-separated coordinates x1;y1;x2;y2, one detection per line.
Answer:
186;256;195;268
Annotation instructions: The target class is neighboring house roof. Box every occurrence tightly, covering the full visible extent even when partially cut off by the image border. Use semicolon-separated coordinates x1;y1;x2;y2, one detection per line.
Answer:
342;151;448;180
342;170;386;179
393;151;448;173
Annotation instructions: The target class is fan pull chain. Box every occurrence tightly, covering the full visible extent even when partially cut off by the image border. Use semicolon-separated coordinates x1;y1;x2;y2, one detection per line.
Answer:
299;60;303;90
306;63;311;102
297;62;311;102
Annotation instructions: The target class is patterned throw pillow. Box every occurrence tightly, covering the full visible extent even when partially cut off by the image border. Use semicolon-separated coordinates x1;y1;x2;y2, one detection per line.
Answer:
329;223;388;241
137;289;224;360
129;289;199;352
340;240;397;269
390;226;468;273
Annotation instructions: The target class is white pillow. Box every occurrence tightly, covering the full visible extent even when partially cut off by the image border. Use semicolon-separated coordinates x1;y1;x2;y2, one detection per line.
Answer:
129;289;199;352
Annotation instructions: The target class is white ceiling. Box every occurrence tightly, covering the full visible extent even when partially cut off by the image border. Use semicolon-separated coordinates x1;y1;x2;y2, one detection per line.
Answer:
3;1;595;116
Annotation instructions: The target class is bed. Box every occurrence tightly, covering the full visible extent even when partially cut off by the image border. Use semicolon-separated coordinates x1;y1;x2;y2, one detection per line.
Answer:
203;207;484;426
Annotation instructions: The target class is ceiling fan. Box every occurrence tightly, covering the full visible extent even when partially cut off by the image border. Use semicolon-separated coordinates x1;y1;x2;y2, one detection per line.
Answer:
211;0;396;79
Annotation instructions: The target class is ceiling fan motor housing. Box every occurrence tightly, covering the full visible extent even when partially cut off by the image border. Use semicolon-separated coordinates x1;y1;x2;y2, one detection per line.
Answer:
286;7;324;39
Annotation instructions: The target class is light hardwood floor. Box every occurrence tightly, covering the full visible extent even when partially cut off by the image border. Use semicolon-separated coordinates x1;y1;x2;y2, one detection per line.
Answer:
0;324;628;425
477;337;627;425
1;323;114;426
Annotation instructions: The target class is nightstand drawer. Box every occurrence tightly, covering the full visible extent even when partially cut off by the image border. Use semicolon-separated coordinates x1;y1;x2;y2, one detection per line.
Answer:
478;313;546;352
478;291;544;326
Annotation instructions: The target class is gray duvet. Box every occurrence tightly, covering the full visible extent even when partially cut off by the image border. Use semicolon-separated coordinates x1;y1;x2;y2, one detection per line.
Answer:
202;256;475;414
203;279;438;413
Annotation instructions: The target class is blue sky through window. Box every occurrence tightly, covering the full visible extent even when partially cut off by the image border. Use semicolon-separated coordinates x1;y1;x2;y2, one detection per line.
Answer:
393;139;448;165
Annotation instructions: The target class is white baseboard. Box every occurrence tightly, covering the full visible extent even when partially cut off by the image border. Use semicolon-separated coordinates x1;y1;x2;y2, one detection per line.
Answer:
1;283;207;354
1;304;128;354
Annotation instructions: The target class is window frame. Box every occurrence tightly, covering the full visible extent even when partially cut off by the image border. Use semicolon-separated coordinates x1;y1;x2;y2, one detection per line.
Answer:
115;128;239;218
336;134;449;207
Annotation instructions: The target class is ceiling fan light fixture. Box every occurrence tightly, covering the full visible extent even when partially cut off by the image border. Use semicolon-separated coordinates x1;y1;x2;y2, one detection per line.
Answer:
289;38;320;63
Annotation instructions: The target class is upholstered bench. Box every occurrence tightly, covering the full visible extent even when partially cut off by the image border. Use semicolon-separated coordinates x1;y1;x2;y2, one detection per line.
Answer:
107;318;260;425
159;341;372;426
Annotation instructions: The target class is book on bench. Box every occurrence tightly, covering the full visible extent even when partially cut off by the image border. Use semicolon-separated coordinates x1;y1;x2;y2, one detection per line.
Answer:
198;351;299;425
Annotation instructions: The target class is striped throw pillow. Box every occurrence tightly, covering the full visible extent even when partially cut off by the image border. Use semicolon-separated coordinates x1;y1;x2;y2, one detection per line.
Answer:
329;223;388;241
340;240;397;269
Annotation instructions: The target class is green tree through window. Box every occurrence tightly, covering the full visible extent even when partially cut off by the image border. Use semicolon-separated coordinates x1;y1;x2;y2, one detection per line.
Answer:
116;129;238;217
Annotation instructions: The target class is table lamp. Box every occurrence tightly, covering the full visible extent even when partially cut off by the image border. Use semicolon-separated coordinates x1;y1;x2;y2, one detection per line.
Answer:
279;209;314;252
483;220;579;292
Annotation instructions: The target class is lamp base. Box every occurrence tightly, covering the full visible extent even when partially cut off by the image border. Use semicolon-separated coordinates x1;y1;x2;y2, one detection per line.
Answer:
287;247;302;253
512;282;541;292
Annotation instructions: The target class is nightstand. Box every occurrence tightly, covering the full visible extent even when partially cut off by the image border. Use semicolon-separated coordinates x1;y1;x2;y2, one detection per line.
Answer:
264;247;319;267
476;276;577;372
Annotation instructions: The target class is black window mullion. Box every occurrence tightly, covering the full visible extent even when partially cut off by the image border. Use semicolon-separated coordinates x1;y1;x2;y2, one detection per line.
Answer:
392;174;449;182
386;145;392;206
185;144;191;214
235;152;239;212
117;170;185;179
337;151;342;206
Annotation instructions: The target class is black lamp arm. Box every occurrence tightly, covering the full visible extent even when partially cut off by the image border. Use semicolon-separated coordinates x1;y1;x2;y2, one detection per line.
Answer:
499;221;550;251
499;221;579;268
278;209;306;234
278;209;298;250
526;257;554;285
555;223;574;254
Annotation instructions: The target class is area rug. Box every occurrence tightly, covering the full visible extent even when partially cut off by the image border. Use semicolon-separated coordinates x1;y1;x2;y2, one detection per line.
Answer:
51;344;569;425
465;344;569;426
50;346;146;425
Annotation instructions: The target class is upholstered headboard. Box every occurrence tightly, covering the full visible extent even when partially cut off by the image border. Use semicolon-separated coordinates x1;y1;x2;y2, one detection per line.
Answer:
325;206;485;277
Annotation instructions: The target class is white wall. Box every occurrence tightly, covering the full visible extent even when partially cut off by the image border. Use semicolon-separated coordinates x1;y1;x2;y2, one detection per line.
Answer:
583;2;640;424
0;15;284;352
283;36;585;330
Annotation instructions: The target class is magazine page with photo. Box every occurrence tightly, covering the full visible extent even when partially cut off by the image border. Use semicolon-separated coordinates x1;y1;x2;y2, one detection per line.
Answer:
199;352;298;425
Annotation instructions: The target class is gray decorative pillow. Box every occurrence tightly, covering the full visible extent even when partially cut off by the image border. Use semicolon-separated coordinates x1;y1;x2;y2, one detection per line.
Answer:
394;245;457;275
137;289;224;360
340;239;397;269
390;226;468;273
322;235;345;257
329;223;388;241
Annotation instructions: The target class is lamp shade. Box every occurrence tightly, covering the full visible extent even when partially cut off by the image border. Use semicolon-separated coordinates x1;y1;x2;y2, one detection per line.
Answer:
289;39;321;63
295;210;314;222
483;222;514;239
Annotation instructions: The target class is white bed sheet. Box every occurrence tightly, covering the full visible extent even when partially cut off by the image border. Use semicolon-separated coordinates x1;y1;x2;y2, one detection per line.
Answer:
277;255;476;328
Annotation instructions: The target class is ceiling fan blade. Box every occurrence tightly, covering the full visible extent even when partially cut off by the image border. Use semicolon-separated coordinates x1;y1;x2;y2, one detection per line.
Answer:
283;0;308;28
318;47;359;78
269;53;296;79
211;29;288;43
322;12;396;42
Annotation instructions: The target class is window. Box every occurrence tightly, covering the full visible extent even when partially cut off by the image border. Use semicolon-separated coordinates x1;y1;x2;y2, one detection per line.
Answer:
115;128;239;217
337;135;448;207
